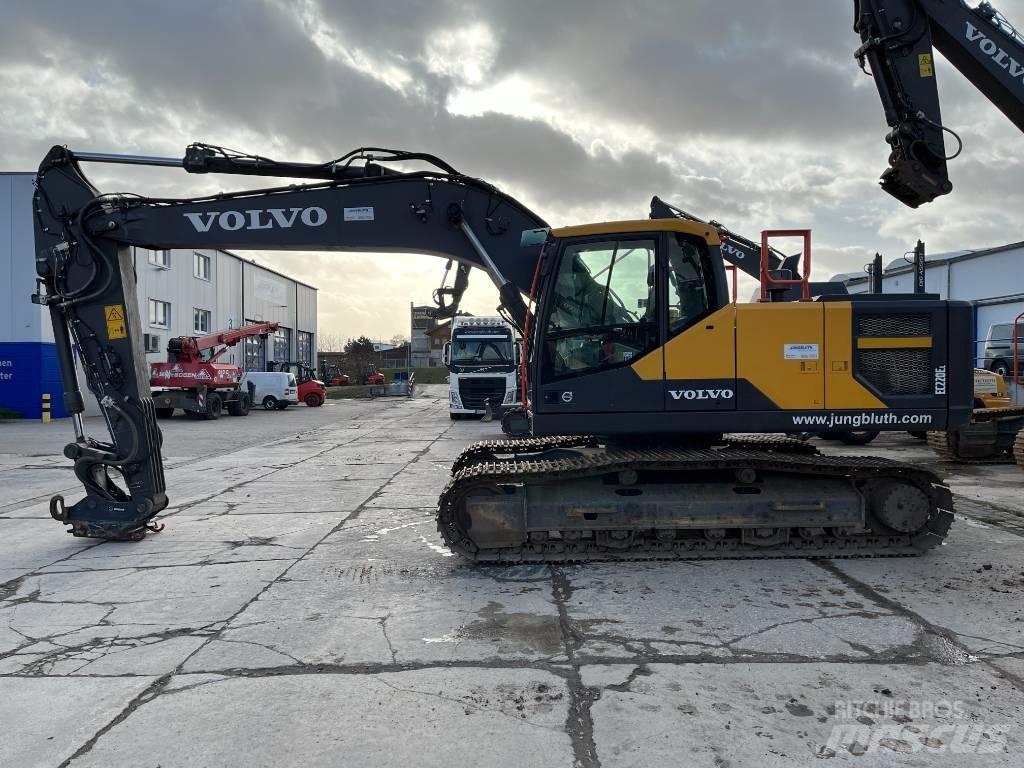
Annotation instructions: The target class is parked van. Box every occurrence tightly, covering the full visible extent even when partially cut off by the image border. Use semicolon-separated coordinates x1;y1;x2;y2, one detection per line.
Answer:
239;371;299;410
983;321;1024;376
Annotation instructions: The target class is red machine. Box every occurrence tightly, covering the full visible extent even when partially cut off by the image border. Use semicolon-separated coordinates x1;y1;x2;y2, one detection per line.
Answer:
150;322;278;419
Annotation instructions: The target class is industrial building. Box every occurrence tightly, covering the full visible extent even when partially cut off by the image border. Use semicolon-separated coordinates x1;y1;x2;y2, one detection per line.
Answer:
838;241;1024;366
1;172;317;419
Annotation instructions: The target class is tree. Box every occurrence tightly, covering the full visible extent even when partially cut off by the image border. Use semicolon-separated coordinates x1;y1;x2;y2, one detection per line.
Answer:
317;333;344;353
344;336;377;378
390;334;410;347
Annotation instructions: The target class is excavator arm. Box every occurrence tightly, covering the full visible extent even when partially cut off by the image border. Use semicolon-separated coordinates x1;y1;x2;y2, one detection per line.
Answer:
855;0;1024;207
33;144;548;539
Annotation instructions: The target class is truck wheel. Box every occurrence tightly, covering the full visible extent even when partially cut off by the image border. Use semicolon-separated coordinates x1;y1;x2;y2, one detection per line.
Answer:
837;430;879;445
202;393;223;420
262;396;278;411
155;407;174;419
304;393;323;407
276;401;290;410
227;394;250;417
991;359;1011;377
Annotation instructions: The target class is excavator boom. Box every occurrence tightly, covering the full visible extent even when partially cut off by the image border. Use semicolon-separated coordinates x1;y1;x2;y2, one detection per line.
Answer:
855;0;1024;206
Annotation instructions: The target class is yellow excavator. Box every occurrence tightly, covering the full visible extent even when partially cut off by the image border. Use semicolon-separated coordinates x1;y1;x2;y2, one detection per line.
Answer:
32;143;967;560
42;0;1024;560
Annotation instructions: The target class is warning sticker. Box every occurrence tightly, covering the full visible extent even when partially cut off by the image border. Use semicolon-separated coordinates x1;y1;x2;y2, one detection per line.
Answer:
784;343;819;360
343;206;374;221
919;53;934;78
104;304;127;340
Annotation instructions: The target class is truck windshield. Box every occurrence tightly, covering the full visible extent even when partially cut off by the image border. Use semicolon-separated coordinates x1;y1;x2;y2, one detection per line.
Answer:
451;335;513;366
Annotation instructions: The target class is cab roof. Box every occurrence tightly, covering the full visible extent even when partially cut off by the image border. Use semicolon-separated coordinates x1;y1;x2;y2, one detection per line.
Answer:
550;219;721;245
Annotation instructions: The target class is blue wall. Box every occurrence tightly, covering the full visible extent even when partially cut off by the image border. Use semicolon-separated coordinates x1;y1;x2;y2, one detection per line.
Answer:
0;342;69;418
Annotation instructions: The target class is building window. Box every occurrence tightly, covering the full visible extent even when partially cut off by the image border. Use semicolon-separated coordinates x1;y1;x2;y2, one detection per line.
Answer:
193;308;212;335
273;327;292;362
143;333;162;354
148;298;170;328
194;252;211;281
149;249;171;269
243;318;266;371
297;331;313;367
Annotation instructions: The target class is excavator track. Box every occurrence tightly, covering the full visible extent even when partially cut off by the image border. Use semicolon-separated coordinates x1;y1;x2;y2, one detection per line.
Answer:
437;444;954;563
1014;430;1024;469
451;433;817;475
925;407;1024;465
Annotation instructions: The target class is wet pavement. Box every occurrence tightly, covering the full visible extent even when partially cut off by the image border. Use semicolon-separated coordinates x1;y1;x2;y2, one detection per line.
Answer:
2;385;1023;766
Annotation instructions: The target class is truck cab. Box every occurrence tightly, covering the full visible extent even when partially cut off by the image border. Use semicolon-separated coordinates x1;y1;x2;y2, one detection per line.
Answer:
443;316;519;420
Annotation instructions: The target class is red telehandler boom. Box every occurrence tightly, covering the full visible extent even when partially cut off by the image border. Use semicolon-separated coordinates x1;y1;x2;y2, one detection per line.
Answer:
150;321;279;420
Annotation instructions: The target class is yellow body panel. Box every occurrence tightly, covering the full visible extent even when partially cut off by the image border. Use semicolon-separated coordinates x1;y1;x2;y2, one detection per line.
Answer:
552;219;721;245
631;300;897;411
857;336;932;349
736;304;824;409
662;305;737;380
824;304;887;409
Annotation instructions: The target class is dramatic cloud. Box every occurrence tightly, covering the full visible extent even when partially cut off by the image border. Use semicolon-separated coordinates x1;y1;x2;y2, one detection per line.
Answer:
2;0;1023;340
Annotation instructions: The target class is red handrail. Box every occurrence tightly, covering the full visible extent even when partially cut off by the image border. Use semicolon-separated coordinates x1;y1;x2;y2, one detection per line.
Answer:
759;229;812;302
725;264;738;304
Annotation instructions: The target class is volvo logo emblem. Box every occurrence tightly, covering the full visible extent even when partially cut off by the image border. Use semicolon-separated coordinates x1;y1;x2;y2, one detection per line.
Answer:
561;391;573;403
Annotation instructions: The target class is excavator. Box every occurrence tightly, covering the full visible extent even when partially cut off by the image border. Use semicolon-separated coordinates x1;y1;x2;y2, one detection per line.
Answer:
854;0;1024;466
42;0;1024;560
30;143;970;559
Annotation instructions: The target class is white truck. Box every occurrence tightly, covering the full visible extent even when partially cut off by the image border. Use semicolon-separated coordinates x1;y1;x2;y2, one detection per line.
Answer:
443;316;518;420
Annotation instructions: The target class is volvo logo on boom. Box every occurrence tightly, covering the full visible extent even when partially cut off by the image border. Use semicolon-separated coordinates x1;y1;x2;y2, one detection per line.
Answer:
965;21;1024;81
669;388;734;401
184;207;328;233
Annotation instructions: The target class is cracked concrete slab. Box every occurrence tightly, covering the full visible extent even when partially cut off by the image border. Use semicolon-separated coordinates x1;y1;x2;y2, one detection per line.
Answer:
832;516;1024;657
69;667;571;767
583;661;1024;766
183;558;562;671
0;675;156;768
558;561;921;662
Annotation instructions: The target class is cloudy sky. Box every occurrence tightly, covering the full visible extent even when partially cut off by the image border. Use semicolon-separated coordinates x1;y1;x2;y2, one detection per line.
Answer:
3;0;1024;343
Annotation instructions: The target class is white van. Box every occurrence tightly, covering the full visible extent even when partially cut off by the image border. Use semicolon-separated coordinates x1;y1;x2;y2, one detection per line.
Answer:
240;371;299;411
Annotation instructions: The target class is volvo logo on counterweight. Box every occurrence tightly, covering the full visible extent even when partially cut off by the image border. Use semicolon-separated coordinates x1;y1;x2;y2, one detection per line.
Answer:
184;207;327;233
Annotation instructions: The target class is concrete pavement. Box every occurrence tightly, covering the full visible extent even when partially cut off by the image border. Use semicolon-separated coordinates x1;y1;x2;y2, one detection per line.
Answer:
2;386;1023;766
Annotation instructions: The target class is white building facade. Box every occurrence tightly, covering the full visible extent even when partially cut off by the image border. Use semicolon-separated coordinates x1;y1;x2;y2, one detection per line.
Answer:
1;172;317;418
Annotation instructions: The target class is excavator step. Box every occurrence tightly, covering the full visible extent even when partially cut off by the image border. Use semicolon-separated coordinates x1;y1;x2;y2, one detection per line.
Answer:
437;444;953;563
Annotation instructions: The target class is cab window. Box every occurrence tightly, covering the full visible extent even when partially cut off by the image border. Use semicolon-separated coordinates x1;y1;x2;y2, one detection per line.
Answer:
543;238;658;381
667;234;712;336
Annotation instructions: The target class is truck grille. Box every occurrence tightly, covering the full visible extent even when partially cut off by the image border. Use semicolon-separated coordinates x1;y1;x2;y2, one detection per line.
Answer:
857;348;931;395
458;377;506;410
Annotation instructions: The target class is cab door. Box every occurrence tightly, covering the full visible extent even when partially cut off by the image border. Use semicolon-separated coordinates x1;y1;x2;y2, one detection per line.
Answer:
535;234;665;414
661;232;737;412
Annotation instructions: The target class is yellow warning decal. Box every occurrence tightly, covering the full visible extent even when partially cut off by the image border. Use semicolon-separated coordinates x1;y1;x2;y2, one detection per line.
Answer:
104;304;127;340
919;53;934;77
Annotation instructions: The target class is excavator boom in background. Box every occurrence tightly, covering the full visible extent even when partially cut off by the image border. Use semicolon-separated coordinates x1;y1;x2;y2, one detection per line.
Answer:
855;0;1024;206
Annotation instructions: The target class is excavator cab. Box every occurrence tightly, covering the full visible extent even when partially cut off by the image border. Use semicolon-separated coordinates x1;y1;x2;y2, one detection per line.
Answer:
531;220;728;425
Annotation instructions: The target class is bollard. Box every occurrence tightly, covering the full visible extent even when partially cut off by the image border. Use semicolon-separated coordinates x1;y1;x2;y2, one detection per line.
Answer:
41;393;51;423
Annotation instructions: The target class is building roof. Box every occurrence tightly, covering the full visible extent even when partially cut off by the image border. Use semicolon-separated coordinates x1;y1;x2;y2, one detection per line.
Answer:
220;250;318;291
840;240;1024;287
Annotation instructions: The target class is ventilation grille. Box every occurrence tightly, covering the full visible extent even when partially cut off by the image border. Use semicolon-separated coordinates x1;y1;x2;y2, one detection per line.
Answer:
857;313;931;337
858;348;931;395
